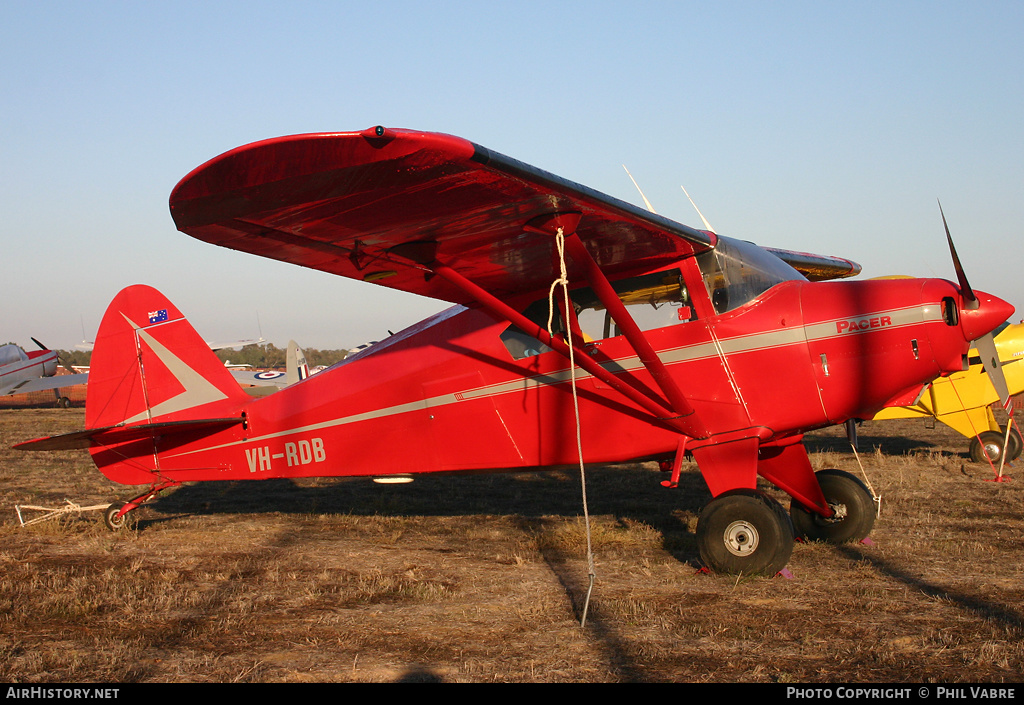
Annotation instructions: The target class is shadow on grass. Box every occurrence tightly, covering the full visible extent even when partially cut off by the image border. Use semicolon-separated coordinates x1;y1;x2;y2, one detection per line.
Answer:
124;464;714;683
145;463;707;519
838;543;1024;638
803;432;940;456
133;462;711;571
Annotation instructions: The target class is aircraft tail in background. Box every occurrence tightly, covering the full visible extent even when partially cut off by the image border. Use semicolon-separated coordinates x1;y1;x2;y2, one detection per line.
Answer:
286;339;309;385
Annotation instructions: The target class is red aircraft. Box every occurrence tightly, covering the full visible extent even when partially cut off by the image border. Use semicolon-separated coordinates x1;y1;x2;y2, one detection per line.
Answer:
16;127;1015;576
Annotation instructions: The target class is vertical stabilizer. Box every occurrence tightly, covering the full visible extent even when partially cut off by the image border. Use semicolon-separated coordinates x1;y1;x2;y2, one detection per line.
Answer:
285;340;309;384
86;285;252;430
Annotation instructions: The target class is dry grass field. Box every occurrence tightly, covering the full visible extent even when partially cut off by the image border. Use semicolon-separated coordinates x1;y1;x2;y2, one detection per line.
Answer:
1;406;1022;683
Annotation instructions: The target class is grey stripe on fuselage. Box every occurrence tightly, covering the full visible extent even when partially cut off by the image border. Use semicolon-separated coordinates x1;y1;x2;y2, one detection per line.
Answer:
165;303;940;459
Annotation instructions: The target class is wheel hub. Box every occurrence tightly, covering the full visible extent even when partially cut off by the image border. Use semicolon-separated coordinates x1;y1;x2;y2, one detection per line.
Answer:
723;520;759;556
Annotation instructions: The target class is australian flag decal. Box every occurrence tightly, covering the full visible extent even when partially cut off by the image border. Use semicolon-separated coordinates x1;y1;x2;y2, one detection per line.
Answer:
148;309;169;324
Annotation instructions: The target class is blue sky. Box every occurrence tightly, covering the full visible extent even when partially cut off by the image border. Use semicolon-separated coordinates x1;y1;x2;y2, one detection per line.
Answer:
3;1;1022;350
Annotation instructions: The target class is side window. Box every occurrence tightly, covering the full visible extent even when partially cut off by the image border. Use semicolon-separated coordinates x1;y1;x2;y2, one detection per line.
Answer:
499;269;694;360
573;269;695;340
499;325;553;360
499;299;557;360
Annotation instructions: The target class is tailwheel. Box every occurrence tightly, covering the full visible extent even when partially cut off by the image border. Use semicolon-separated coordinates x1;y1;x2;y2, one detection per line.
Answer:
790;469;875;543
103;503;138;531
969;430;1017;464
696;489;794;576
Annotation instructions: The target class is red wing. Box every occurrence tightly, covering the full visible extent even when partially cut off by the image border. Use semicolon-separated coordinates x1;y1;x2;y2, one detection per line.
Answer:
169;127;717;305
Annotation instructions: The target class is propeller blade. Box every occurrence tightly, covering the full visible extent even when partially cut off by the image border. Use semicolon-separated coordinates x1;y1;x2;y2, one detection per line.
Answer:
30;337;49;351
975;332;1011;410
940;200;1015;478
940;201;1013;408
975;332;1013;479
58;356;77;375
939;200;978;310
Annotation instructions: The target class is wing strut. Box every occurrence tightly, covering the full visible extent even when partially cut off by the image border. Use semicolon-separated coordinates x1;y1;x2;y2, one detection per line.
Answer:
430;262;696;435
422;213;708;441
560;230;698;424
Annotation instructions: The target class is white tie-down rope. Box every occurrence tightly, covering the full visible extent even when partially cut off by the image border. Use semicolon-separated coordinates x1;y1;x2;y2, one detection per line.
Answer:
843;420;881;518
848;441;882;519
547;227;596;628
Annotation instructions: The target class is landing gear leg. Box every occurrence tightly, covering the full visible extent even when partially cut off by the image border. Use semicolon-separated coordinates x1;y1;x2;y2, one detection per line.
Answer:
696;489;794;575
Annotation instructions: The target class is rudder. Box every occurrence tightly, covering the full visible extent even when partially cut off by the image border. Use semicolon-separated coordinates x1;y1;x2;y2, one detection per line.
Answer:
86;285;252;430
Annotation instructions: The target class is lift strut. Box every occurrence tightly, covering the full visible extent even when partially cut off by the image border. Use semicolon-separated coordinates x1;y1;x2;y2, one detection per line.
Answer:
426;214;708;440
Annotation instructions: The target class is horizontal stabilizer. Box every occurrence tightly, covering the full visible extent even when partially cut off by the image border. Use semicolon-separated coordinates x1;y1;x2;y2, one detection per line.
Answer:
14;417;243;452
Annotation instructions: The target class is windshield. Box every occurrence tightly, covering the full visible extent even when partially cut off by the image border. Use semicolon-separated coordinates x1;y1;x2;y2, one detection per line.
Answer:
696;238;803;314
0;345;28;366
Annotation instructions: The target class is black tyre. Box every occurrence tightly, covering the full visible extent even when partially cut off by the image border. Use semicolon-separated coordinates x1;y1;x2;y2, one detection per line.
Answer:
790;469;875;543
696;489;794;576
103;503;137;531
969;431;1010;464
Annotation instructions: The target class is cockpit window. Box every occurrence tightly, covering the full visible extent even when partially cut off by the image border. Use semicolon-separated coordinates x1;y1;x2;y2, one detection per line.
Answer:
573;269;695;340
0;345;29;366
696;238;803;314
499;269;694;360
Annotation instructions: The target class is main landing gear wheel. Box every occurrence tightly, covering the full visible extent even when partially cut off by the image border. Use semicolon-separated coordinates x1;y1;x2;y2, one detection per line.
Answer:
969;427;1022;464
696;489;794;576
790;469;875;543
103;503;137;531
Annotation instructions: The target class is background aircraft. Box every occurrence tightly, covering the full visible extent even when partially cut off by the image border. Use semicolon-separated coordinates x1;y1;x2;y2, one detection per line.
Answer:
1;339;87;407
15;128;1014;579
229;340;312;393
5;334;271;407
875;320;1023;464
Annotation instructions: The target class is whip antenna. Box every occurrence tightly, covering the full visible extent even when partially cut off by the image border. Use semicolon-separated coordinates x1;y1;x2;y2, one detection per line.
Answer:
622;165;657;214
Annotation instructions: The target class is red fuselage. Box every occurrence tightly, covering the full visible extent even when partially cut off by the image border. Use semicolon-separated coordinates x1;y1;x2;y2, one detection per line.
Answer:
95;271;1008;492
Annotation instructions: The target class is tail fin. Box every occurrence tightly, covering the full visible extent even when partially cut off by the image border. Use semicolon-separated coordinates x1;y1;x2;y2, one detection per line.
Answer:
86;285;252;429
285;339;309;384
16;285;252;485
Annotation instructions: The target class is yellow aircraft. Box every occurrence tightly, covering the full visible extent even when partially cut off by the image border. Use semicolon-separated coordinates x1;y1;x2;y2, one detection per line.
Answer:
874;320;1023;464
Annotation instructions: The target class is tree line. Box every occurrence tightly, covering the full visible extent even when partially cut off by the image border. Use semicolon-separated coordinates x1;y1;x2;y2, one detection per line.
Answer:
53;344;350;370
214;343;350;369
